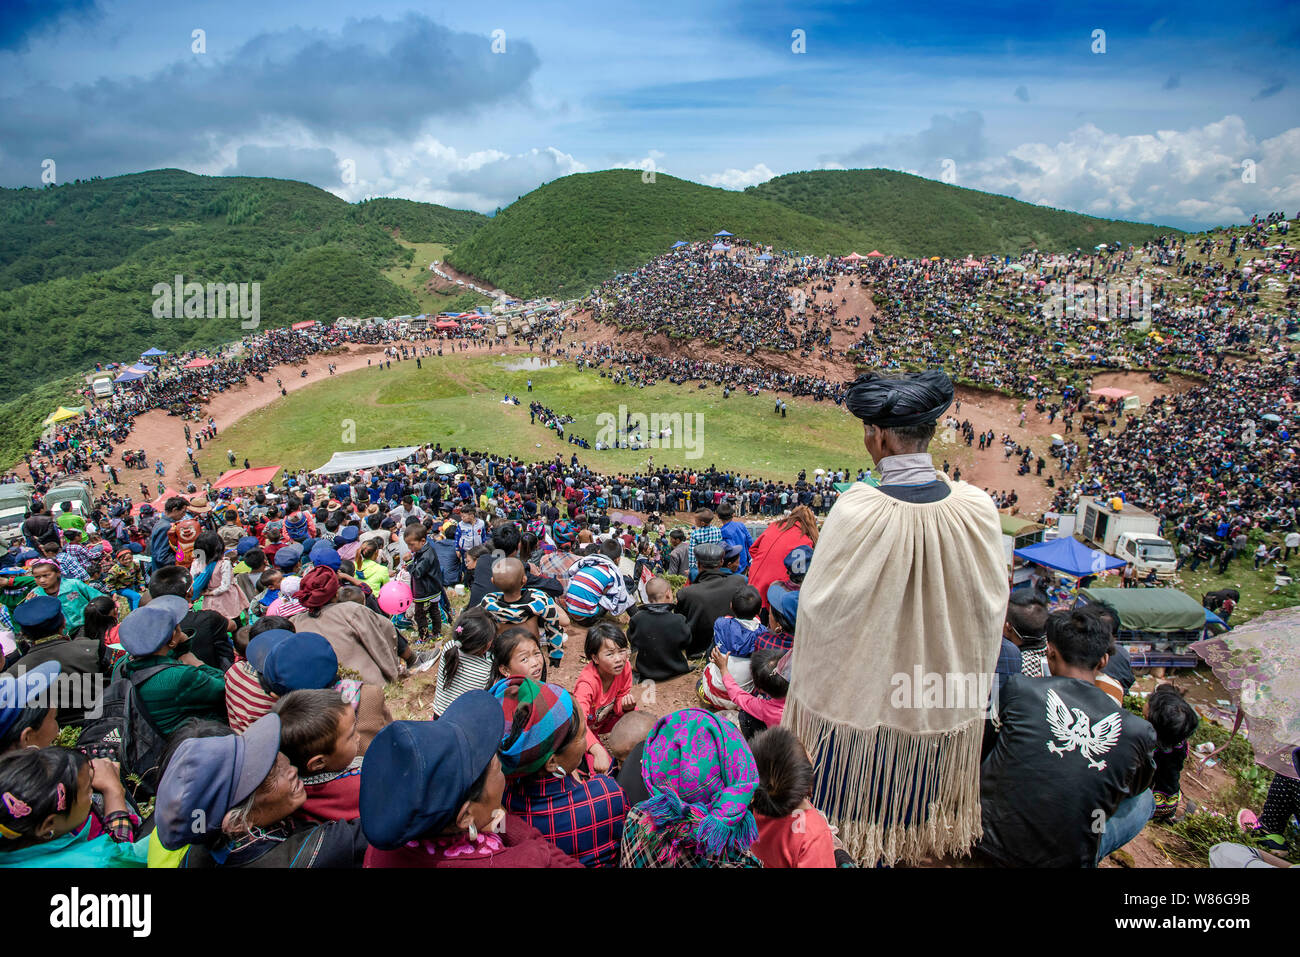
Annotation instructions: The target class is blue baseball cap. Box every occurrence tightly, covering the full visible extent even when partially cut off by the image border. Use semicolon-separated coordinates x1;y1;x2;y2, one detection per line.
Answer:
246;628;294;673
0;661;61;739
236;536;259;556
767;582;800;629
12;596;64;639
118;604;185;656
360;692;503;849
154;713;282;850
261;633;338;695
308;543;341;571
273;544;303;570
334;526;359;545
783;544;814;579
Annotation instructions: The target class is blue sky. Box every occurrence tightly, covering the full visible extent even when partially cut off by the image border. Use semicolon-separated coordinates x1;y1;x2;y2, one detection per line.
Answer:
2;0;1298;228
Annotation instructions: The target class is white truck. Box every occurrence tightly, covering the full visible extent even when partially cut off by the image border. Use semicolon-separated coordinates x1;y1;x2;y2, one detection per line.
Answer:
90;374;114;398
1075;497;1177;579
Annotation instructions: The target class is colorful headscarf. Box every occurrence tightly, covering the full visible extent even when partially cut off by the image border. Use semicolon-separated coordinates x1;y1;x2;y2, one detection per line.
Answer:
297;566;340;610
639;709;759;858
490;677;576;778
552;520;575;550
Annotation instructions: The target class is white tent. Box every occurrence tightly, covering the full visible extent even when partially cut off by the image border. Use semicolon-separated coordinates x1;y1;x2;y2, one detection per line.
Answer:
311;447;421;475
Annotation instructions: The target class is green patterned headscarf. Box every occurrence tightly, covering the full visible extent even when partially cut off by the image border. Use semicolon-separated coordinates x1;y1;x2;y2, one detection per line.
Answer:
638;709;759;856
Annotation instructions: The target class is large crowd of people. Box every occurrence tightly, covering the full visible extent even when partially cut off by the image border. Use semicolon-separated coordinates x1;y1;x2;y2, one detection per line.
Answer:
0;217;1297;872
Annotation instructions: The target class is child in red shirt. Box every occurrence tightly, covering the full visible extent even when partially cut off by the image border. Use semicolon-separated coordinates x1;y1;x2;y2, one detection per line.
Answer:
573;622;636;736
749;727;838;868
275;688;362;822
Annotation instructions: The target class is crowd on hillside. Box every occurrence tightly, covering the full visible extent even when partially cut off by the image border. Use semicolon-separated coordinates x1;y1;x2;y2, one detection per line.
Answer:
1;221;1299;873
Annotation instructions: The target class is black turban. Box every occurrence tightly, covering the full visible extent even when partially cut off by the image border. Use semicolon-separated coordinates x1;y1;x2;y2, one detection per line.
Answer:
845;370;954;428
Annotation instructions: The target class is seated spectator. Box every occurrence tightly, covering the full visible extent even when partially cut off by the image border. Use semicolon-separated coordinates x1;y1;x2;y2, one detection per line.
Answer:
749;726;838;868
359;695;581;868
154;713;367;868
573;622;636;736
492;676;627;867
1145;684;1200;823
978;608;1157;867
275;688;363;823
115;603;227;737
675;543;749;657
619;708;763;868
0;746;145;867
626;577;691;681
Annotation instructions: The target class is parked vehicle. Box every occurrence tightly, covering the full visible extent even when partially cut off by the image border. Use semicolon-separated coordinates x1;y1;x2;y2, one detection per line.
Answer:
43;481;92;518
1073;586;1227;669
1075;496;1176;578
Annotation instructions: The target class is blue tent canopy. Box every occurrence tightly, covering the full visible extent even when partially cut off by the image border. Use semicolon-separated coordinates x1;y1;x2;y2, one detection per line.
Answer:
670;240;689;248
128;363;155;373
1013;537;1126;576
141;347;167;357
714;230;733;237
113;370;146;383
755;253;773;261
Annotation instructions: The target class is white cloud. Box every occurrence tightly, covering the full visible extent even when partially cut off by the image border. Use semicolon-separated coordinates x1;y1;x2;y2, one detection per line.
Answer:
702;162;776;190
967;115;1300;228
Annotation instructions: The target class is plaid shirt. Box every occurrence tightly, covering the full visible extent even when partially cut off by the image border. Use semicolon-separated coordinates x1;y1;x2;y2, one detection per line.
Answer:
619;805;763;868
506;773;626;868
55;546;95;581
536;549;580;586
687;525;722;572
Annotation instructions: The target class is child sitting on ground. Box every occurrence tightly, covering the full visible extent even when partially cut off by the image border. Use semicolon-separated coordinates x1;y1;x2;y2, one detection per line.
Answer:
711;646;790;740
573;621;636;736
431;607;496;718
224;615;295;733
481;558;564;659
492;624;614;775
699;585;767;710
492;625;548;684
252;566;283;617
275;688;363;823
749;726;838;868
626;576;690;681
337;584;367;606
1146;683;1200;822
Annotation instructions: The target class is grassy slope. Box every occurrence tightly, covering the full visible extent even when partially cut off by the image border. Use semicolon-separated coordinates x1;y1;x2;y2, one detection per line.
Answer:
0;170;488;401
748;169;1179;258
445;170;870;299
382;241;493;315
196;354;867;479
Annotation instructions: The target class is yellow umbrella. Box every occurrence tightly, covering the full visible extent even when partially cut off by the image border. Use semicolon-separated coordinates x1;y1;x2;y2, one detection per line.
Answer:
43;406;83;426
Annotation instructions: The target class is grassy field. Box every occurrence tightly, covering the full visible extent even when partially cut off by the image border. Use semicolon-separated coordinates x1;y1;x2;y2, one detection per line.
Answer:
382;240;492;315
197;353;868;478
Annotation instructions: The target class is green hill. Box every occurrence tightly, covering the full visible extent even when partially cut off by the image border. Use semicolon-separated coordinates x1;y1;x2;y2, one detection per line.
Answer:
445;170;870;299
747;169;1177;257
0;169;487;401
351;197;488;244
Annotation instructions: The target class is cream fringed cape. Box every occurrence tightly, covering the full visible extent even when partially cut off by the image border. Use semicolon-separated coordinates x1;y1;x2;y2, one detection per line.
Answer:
783;476;1008;866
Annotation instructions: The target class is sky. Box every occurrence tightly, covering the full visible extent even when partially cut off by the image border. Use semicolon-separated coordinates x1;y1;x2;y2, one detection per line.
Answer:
2;0;1298;229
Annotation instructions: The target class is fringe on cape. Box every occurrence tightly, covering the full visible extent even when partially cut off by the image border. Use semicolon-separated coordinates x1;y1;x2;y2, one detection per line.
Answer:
787;696;984;867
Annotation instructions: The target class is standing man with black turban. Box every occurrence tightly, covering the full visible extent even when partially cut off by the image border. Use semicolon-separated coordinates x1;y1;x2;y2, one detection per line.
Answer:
784;369;1007;866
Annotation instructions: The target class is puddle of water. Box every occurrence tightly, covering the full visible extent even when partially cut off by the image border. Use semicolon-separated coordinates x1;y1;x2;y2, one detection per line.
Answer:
497;357;559;371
